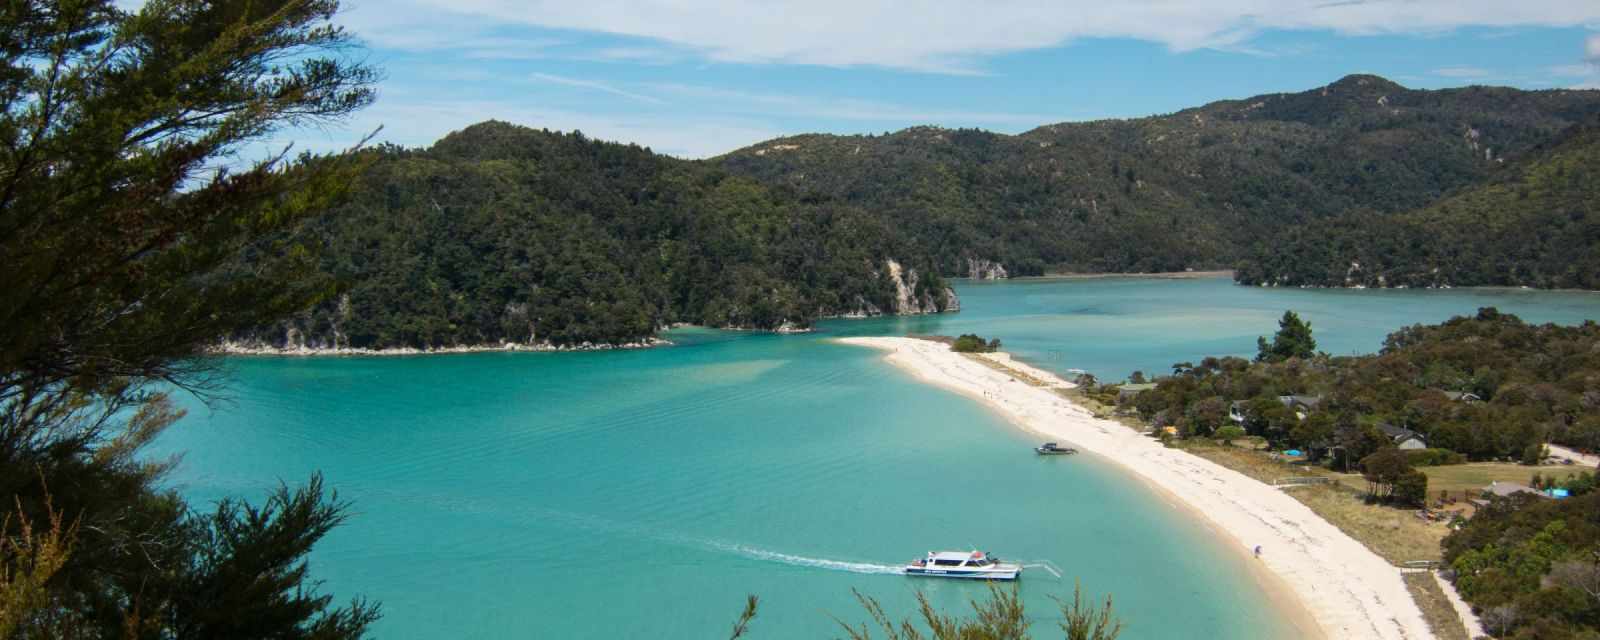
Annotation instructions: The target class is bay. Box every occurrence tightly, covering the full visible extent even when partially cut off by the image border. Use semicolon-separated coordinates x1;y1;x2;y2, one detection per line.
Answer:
154;277;1600;638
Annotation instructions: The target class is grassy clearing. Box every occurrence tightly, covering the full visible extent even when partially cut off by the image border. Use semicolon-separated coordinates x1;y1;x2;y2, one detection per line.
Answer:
1175;441;1448;564
1403;572;1471;640
1420;462;1578;494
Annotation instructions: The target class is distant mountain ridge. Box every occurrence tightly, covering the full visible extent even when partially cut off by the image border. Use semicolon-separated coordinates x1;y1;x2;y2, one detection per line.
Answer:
717;74;1600;277
240;75;1600;350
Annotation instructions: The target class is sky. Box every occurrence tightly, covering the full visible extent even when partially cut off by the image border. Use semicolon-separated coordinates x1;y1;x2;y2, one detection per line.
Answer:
274;0;1600;158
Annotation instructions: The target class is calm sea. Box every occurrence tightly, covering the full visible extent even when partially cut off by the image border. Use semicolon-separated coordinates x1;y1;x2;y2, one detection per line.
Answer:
154;277;1600;638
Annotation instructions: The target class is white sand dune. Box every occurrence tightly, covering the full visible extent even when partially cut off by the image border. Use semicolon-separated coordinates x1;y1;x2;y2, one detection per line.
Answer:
839;336;1435;640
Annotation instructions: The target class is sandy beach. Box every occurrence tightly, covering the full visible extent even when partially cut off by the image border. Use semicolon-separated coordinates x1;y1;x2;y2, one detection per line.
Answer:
839;336;1434;640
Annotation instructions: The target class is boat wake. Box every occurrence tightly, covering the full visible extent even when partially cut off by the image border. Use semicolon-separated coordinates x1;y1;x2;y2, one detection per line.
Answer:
711;543;906;576
1022;561;1064;579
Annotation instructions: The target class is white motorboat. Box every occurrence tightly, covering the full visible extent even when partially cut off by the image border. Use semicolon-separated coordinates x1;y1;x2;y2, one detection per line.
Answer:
904;550;1022;580
1035;442;1078;455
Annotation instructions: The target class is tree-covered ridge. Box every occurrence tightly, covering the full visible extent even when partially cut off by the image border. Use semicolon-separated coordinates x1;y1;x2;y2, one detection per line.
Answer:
718;75;1600;277
239;76;1600;350
1130;309;1600;464
246;123;956;350
1237;115;1600;289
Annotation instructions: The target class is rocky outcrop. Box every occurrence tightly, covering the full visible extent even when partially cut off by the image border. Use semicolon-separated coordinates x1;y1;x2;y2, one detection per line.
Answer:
884;258;957;315
942;287;961;312
965;258;1009;280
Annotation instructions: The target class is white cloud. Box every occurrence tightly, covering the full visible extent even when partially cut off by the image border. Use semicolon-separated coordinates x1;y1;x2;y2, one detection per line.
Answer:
1431;66;1491;78
1587;32;1600;61
343;0;1600;73
1549;63;1595;77
648;83;1057;124
528;72;666;105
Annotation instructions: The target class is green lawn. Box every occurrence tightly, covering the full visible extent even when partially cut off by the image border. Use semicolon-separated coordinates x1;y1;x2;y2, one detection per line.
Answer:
1333;461;1581;500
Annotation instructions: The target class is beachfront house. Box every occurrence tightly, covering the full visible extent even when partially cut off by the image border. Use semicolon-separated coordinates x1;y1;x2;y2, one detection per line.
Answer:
1117;383;1158;404
1377;422;1428;450
1228;400;1247;424
1276;394;1323;420
1440;390;1483;403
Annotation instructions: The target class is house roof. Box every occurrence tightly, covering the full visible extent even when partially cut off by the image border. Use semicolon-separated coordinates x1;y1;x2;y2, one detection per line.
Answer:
1377;422;1423;443
1441;391;1481;402
1119;383;1158;392
1486;482;1544;498
1277;394;1323;409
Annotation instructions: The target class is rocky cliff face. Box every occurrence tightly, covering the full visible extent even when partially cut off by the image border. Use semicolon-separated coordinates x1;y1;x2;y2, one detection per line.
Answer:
965;258;1008;280
884;258;958;315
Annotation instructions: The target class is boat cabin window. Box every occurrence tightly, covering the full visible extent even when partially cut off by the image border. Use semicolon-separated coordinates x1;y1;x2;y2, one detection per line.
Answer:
970;557;990;566
933;559;965;567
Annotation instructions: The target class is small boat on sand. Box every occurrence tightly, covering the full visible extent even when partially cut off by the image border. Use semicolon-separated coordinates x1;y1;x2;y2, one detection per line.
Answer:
1035;442;1077;455
905;550;1022;580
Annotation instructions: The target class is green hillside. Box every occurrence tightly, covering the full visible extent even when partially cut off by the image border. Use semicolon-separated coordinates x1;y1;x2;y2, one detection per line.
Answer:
242;76;1600;349
243;124;954;350
718;75;1600;276
1236;117;1600;289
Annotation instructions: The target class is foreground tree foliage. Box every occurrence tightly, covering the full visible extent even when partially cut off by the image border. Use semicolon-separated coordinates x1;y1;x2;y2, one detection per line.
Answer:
1;0;379;636
836;583;1122;640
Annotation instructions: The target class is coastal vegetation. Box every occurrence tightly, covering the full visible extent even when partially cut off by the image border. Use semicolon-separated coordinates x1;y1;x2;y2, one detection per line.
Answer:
1443;492;1600;639
951;334;1002;353
1;1;379;636
1129;308;1600;464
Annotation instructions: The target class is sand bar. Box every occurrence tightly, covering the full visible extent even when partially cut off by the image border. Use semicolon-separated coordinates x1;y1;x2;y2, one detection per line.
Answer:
838;336;1433;640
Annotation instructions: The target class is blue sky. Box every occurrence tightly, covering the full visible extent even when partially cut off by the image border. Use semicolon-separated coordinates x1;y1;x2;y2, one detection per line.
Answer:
282;1;1600;158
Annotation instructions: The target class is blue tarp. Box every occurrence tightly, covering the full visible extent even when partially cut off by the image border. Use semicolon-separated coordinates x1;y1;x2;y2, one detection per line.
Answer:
1283;449;1303;456
1549;488;1570;498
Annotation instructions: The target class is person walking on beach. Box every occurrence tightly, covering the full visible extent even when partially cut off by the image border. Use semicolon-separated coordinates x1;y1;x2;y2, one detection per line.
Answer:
1254;545;1262;558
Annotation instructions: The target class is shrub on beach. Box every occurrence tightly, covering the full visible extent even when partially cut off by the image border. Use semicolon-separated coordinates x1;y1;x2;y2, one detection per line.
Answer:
951;334;1001;353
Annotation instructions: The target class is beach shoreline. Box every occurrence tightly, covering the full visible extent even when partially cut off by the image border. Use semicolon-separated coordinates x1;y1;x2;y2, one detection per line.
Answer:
837;336;1433;640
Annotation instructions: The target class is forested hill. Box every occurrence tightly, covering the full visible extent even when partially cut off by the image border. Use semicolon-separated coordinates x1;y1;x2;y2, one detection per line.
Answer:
243;123;956;350
242;75;1600;350
718;75;1600;277
1236;115;1600;289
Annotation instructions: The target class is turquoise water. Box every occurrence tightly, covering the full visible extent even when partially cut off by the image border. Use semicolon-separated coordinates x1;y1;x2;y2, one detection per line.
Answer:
154;277;1600;639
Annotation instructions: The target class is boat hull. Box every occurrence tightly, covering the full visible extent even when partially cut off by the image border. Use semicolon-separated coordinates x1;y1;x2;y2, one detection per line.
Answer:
904;566;1021;581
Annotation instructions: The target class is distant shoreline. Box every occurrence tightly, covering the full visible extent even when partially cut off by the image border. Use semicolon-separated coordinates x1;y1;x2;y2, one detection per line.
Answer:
955;270;1234;282
837;336;1435;640
211;338;670;357
1037;269;1234;280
